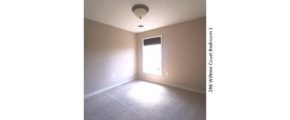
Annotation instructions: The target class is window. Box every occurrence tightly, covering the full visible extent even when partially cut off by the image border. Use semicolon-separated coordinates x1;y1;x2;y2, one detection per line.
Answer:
142;36;162;75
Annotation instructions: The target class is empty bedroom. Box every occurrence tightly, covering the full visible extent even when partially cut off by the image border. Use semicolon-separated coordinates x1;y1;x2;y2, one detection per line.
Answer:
84;0;206;120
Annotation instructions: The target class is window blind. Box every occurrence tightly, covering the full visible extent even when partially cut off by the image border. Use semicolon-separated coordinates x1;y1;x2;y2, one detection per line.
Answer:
143;37;161;46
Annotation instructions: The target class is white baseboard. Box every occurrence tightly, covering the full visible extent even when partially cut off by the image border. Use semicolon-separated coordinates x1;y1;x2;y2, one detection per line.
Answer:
85;79;134;99
140;79;205;95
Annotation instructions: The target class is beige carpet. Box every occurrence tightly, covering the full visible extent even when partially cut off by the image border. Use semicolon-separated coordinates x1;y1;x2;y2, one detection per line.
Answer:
85;80;205;120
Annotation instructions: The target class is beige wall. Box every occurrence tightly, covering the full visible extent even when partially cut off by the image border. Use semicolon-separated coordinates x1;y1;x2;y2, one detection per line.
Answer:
136;17;206;92
84;18;136;95
85;17;205;94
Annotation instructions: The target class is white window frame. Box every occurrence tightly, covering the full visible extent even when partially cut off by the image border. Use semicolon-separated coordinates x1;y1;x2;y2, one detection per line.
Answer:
142;35;163;75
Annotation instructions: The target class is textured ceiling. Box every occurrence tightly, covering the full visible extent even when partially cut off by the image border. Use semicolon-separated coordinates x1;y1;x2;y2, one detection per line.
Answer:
85;0;206;33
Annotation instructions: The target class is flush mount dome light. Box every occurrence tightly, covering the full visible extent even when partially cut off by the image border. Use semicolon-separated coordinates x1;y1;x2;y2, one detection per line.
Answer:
132;4;149;19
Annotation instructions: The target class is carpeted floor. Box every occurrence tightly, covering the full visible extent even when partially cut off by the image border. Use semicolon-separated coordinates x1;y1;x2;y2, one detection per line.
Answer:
85;80;205;120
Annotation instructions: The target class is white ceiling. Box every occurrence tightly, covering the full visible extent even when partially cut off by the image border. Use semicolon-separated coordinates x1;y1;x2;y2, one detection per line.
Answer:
85;0;206;33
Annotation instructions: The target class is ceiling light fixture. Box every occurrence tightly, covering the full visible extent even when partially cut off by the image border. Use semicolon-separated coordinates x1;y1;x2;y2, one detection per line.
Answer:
132;4;149;19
